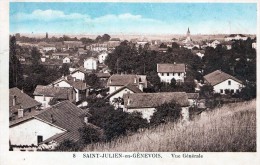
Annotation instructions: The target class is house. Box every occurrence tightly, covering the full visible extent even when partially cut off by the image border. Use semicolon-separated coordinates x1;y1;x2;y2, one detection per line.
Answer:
107;74;147;94
49;75;90;102
33;85;76;109
98;52;108;64
224;34;248;41
207;40;220;48
42;45;56;52
108;38;121;49
192;50;205;58
64;41;82;50
105;84;143;109
70;67;87;80
123;92;190;121
157;63;186;83
84;57;98;70
63;56;71;63
222;41;233;50
9;101;91;151
203;70;243;94
52;53;69;59
9;87;42;121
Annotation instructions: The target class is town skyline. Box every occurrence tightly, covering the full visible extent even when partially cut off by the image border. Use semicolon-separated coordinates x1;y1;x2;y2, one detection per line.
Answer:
10;3;257;34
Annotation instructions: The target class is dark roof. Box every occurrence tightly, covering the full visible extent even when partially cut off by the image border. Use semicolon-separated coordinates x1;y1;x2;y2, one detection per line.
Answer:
33;85;74;99
9;87;41;113
106;84;143;99
107;74;143;86
187;93;199;99
204;70;243;86
157;64;186;73
71;67;87;74
123;92;189;108
226;34;246;37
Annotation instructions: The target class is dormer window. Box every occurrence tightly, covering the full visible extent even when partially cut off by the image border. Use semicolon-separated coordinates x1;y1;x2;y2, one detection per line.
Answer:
228;80;231;85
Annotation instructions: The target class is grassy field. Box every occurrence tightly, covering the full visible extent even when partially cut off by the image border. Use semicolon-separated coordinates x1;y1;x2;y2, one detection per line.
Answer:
84;100;256;152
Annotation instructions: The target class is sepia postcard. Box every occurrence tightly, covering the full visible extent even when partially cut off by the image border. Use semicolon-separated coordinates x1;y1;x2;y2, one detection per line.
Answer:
0;0;259;164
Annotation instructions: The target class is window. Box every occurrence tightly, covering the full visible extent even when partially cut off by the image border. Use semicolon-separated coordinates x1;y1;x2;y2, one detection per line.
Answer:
236;89;239;93
162;73;164;76
220;89;223;93
178;73;181;76
231;89;234;93
167;73;169;76
228;80;231;85
37;135;43;145
43;96;46;101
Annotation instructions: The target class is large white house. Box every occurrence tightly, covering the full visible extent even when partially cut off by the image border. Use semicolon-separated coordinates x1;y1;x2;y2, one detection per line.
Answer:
107;74;147;94
70;67;87;81
157;63;186;83
84;57;98;70
204;70;244;94
9;101;88;151
224;34;248;41
123;92;190;122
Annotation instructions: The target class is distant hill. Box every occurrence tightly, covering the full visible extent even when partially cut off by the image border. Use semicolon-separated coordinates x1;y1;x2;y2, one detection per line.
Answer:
84;100;256;152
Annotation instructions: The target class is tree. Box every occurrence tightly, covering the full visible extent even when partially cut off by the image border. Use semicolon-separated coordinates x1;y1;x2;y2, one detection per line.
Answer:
150;102;182;126
172;42;179;49
31;47;41;65
199;84;214;98
147;71;162;92
101;34;111;42
9;36;23;88
59;63;70;76
85;74;100;88
79;125;103;144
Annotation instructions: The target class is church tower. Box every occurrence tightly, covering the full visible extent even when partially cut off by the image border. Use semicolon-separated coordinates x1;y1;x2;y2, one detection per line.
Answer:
186;27;191;42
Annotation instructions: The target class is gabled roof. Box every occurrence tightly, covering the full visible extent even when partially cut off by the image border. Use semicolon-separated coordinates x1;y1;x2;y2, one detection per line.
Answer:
49;76;89;90
106;84;143;99
107;74;143;86
10;87;41;114
10;101;87;143
95;72;111;78
33;85;74;99
123;92;189;109
71;66;87;74
204;70;243;86
157;63;186;73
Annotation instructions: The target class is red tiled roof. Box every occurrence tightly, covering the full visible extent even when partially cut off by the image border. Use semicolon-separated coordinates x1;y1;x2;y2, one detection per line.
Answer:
204;70;243;86
157;63;186;73
123;92;189;108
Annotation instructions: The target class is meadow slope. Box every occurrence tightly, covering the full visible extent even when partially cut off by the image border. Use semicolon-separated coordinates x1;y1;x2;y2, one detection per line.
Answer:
84;100;256;152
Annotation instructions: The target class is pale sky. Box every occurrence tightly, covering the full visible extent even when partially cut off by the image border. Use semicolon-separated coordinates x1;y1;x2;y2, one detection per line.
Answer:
10;3;257;35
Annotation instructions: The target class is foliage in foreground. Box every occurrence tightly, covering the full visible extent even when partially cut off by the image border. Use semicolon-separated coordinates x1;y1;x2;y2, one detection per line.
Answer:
84;100;256;152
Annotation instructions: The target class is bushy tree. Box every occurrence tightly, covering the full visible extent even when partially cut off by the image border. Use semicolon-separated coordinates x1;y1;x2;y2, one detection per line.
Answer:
85;74;100;88
79;125;102;144
150;102;182;126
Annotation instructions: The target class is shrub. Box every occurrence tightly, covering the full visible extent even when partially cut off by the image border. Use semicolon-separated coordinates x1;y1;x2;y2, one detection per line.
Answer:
150;102;181;126
54;139;81;151
79;125;103;144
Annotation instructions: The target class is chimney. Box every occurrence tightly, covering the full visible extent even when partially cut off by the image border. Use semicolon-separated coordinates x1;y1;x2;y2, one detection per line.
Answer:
127;95;130;106
13;95;17;106
84;116;88;124
134;78;137;83
18;108;24;118
51;114;55;123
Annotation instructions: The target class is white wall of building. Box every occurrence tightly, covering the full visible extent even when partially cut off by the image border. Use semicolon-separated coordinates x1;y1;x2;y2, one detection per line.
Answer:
125;108;156;122
63;57;71;63
84;58;97;70
109;88;134;105
109;86;123;94
71;71;85;80
158;72;185;83
98;52;108;64
213;79;243;94
34;96;53;109
10;118;64;146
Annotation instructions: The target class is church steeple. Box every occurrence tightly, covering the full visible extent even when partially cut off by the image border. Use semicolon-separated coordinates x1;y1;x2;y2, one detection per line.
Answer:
186;27;191;42
187;27;190;36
